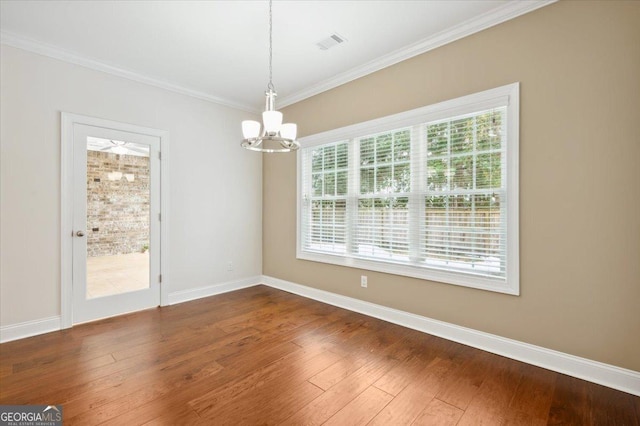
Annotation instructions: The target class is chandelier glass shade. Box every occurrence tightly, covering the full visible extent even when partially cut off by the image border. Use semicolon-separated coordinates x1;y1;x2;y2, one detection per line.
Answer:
241;0;299;153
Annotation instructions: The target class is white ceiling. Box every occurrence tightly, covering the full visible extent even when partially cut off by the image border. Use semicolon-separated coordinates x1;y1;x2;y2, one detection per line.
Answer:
0;0;551;112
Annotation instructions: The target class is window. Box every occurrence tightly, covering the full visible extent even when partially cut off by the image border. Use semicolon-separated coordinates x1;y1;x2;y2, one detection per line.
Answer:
297;83;519;294
309;143;349;254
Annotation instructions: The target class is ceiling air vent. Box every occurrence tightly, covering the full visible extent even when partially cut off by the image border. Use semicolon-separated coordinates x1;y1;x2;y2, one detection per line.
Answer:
316;33;347;50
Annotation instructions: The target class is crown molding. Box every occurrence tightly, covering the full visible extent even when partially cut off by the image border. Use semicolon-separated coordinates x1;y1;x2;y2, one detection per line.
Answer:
0;30;259;113
278;0;556;108
1;1;554;113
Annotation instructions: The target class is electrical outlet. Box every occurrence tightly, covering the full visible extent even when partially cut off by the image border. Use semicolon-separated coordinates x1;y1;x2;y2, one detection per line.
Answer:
227;261;233;271
361;275;368;288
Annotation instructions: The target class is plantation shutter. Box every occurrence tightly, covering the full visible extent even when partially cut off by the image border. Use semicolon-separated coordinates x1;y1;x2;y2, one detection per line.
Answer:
298;83;518;292
300;142;349;255
421;108;507;279
355;129;412;262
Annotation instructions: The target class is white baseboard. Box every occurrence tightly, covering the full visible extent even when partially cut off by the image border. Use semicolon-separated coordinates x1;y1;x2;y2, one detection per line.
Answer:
3;275;638;397
0;316;61;343
0;276;259;343
261;275;640;397
167;276;261;305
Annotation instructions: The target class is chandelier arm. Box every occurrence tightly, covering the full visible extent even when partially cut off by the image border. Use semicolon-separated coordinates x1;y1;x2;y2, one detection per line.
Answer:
241;135;300;153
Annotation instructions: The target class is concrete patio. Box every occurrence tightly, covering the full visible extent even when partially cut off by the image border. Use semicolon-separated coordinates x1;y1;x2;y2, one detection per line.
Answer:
86;252;149;298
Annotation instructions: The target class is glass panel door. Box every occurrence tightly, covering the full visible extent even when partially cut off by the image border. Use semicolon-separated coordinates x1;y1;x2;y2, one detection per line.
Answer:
72;124;160;324
86;137;151;298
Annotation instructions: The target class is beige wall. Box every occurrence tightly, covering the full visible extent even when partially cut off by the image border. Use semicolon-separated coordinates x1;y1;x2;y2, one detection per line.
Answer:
1;46;262;327
264;1;640;371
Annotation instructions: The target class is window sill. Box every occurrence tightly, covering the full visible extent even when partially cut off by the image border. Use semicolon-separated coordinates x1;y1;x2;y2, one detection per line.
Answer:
296;249;519;295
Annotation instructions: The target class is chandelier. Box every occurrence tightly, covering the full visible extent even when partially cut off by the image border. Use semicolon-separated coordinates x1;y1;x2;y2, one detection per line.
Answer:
241;0;299;153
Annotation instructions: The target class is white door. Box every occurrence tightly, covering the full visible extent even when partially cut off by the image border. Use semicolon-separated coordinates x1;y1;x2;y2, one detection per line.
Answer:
71;123;161;324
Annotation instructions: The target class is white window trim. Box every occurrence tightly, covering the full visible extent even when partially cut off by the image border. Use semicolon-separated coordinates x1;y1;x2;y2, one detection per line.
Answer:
297;83;519;295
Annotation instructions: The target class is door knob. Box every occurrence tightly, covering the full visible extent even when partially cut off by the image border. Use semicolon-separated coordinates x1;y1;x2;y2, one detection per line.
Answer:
76;230;85;237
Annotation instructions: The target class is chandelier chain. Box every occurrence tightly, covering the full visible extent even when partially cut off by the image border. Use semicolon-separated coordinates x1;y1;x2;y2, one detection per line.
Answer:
267;0;274;91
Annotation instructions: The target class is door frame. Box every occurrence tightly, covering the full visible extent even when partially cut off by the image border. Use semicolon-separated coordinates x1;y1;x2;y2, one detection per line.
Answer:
61;112;170;328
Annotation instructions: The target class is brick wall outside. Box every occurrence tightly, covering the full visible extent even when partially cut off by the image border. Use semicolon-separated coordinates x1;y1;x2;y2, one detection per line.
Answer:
87;150;150;257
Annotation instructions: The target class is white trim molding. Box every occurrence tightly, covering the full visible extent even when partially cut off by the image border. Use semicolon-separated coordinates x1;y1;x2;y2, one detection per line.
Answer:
1;1;554;112
0;316;61;343
279;1;555;107
4;274;637;397
261;275;640;397
168;276;262;306
296;83;520;295
0;31;256;113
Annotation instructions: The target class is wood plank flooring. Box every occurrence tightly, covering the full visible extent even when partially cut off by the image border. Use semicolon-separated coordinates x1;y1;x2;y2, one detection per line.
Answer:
1;285;638;425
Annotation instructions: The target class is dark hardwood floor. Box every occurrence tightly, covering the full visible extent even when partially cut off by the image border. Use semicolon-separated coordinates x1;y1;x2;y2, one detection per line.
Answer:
1;285;638;425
